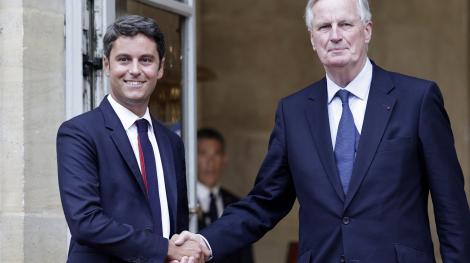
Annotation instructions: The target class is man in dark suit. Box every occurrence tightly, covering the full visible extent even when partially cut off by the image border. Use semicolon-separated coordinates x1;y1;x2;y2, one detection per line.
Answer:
173;0;470;262
57;15;206;263
196;128;254;263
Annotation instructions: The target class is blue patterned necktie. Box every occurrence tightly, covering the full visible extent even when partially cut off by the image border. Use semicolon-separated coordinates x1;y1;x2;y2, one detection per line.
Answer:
334;90;359;194
135;119;163;236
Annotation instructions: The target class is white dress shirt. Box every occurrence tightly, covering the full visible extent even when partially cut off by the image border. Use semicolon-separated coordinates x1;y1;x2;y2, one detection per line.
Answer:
108;95;171;238
327;58;373;148
196;182;224;217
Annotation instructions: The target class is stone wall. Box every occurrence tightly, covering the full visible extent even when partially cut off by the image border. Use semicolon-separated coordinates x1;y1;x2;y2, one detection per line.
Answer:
0;0;68;262
198;0;470;262
1;1;26;261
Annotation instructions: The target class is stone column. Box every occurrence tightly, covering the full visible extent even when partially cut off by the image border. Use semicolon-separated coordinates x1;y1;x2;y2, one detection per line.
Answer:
1;2;27;261
0;0;68;262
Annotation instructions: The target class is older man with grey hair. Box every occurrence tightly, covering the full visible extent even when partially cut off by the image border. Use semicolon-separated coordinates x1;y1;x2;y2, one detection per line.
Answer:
173;0;469;262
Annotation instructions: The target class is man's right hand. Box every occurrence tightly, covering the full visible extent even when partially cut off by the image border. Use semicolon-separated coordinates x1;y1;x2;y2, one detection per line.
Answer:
167;232;210;263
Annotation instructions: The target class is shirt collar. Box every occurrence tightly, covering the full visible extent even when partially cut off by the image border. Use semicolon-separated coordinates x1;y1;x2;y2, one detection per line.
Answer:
107;95;153;131
196;181;220;198
327;58;373;104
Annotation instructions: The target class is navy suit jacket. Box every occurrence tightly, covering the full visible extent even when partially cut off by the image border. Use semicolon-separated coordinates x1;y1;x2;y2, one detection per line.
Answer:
57;97;188;263
200;64;470;263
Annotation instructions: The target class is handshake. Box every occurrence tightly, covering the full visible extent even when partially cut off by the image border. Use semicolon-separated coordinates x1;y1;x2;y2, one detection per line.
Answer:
167;231;211;263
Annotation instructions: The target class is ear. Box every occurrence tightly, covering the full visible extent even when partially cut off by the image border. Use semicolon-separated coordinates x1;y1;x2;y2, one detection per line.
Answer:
157;57;165;79
364;21;373;44
309;30;316;51
103;56;110;76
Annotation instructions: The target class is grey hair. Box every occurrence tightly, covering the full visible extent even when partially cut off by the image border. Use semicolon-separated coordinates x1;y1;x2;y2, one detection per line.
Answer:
305;0;372;31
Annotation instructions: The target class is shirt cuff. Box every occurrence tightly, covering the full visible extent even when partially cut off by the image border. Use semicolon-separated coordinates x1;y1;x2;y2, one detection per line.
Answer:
198;234;213;261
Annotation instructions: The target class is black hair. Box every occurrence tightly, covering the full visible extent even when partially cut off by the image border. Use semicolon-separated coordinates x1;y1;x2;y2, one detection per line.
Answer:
197;128;226;153
103;15;165;64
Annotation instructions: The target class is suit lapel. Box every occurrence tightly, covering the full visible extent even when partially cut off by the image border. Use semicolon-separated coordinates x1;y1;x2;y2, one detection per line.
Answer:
305;79;346;202
152;121;178;234
344;65;396;209
99;98;147;195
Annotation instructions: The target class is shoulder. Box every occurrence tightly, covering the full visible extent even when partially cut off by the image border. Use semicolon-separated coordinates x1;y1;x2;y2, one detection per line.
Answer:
371;64;447;115
153;119;183;142
374;64;437;94
57;108;103;136
270;78;327;116
56;108;105;158
282;78;325;103
152;118;185;151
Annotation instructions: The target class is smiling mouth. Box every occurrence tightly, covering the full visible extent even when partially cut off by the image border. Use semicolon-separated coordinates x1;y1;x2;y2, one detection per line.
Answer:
124;80;146;88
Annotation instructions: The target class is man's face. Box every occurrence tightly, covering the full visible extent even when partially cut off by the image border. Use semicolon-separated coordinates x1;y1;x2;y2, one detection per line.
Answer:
103;33;164;113
197;138;227;188
309;0;372;72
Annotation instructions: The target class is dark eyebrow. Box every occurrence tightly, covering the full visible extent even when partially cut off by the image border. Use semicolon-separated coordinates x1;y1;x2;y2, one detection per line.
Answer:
140;54;156;58
114;53;130;58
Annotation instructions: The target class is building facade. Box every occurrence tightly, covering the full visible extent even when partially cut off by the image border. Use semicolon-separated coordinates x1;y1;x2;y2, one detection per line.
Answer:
0;0;469;262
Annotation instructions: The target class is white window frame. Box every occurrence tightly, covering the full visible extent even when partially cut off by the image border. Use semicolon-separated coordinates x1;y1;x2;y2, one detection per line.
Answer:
65;0;84;120
65;0;198;235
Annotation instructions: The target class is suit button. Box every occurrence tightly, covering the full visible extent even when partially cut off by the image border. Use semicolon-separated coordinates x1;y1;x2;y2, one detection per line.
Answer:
340;255;346;262
342;216;350;225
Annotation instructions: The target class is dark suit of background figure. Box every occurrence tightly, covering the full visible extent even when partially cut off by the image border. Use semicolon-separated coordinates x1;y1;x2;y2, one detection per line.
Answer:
200;63;470;263
57;98;188;263
198;188;254;263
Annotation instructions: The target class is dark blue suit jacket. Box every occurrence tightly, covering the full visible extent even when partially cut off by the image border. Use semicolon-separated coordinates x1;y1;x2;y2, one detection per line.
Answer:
200;64;470;263
57;97;188;263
